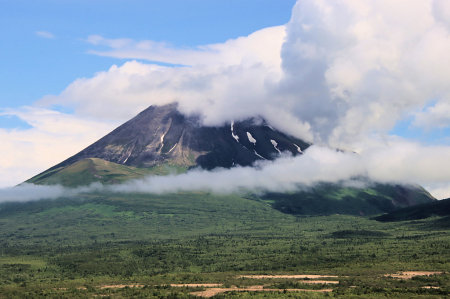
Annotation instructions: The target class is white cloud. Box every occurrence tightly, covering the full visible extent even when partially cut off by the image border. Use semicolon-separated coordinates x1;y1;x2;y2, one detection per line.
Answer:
0;107;119;188
0;146;366;202
413;101;450;130
36;31;55;39
4;143;450;202
280;0;450;146
37;60;313;141
425;183;450;200
360;140;450;185
86;26;286;68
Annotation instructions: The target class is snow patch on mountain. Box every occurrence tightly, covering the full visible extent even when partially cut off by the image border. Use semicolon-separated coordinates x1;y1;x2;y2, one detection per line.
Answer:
271;140;281;154
247;132;256;145
168;143;178;153
160;132;166;144
231;121;239;142
253;150;267;160
123;152;132;164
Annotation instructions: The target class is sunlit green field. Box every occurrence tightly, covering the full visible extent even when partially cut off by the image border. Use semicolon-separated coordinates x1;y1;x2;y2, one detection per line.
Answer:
0;192;449;298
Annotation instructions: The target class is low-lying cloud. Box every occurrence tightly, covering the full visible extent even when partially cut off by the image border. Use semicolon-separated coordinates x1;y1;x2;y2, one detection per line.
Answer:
2;144;450;203
0;146;364;202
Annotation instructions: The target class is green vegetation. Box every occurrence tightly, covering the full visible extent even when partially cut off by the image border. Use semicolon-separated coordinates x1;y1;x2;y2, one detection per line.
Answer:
260;183;435;216
374;198;450;222
0;190;449;297
24;157;435;218
25;158;188;187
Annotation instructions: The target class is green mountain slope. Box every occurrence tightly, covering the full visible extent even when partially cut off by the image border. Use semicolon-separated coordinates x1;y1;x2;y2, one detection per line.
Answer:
24;157;435;217
260;183;435;216
26;158;187;187
373;197;450;222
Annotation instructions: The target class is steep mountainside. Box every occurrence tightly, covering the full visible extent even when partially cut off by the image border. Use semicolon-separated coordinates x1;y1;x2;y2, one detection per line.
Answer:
27;103;309;184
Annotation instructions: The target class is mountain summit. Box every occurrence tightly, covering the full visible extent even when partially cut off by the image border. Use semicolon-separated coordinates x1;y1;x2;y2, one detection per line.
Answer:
33;103;309;172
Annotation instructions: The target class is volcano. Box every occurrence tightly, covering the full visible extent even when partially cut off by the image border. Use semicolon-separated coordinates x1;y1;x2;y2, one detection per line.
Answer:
27;103;310;185
25;103;435;216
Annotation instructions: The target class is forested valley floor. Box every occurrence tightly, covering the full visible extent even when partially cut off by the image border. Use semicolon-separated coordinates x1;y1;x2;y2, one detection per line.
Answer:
0;194;449;298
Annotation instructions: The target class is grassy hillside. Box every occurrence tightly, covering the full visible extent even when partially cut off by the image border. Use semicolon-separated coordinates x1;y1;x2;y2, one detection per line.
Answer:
25;158;187;187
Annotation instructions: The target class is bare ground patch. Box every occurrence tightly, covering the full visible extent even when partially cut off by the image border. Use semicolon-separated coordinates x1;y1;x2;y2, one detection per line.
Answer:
99;284;144;289
240;275;339;279
190;286;333;298
384;271;444;279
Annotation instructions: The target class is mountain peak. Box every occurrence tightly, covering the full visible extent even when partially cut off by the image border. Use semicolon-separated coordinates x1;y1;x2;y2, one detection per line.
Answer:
34;103;310;176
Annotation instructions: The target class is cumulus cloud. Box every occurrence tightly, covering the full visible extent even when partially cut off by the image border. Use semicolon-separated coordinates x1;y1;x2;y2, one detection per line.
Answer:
279;0;450;146
36;31;55;39
37;60;313;141
39;0;450;148
0;107;119;188
38;25;312;141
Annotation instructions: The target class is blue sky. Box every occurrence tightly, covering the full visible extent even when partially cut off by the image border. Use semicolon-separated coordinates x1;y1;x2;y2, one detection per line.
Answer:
0;0;296;121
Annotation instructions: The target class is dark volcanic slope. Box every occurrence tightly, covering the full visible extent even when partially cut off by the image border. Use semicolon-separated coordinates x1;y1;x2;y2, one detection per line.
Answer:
41;103;310;173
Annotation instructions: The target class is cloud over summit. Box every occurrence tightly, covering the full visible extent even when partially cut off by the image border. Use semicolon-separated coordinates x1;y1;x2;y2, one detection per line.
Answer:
39;0;450;148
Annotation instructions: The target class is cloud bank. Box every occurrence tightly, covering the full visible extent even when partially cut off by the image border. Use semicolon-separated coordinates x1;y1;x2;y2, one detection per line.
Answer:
0;146;365;202
3;144;450;203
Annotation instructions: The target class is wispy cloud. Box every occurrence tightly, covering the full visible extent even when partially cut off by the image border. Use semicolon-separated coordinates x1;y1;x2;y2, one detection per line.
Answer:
3;143;450;203
35;31;55;39
0;146;366;202
86;26;286;68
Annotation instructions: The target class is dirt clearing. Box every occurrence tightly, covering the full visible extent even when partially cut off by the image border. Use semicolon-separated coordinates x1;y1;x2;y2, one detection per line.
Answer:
385;271;444;279
190;286;333;298
240;275;339;279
